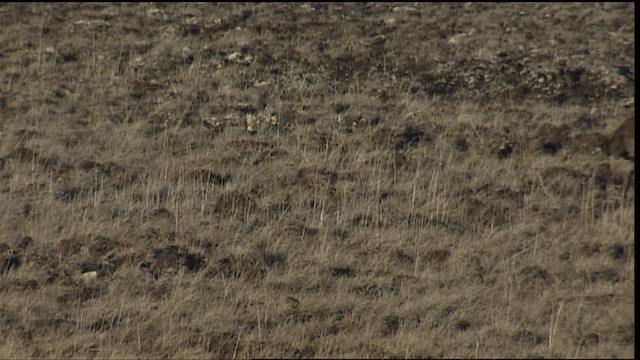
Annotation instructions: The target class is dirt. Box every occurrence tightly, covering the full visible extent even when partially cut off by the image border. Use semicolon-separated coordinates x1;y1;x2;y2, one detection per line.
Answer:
0;3;635;358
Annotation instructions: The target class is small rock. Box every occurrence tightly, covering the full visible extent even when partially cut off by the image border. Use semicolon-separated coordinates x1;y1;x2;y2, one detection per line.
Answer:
80;271;98;286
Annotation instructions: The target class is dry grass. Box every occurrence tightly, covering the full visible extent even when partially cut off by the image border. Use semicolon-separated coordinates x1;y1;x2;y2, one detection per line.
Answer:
0;3;634;358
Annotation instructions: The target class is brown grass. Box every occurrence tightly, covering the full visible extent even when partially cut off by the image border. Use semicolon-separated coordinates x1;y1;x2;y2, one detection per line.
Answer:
0;3;634;358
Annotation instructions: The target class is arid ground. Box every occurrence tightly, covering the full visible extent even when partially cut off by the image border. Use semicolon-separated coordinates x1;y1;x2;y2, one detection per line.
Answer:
0;3;635;358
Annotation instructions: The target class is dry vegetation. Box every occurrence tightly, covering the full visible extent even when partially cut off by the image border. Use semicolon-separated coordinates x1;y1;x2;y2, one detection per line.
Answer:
0;3;635;358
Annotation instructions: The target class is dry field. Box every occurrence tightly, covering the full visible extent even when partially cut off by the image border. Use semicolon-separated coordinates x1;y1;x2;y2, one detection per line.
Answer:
0;3;635;358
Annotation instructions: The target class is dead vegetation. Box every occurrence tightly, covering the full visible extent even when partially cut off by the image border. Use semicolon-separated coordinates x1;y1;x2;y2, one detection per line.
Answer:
0;3;634;358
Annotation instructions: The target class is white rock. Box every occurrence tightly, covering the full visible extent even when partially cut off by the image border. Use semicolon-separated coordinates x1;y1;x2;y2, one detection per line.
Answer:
80;271;98;285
